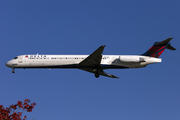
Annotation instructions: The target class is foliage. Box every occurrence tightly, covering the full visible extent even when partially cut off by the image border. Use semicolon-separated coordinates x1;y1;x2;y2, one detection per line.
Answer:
0;99;36;120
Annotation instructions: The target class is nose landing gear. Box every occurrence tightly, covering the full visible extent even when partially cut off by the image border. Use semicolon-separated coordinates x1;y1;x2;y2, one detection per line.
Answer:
12;68;15;73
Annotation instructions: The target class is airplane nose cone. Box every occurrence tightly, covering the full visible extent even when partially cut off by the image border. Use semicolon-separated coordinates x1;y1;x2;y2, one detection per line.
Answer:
6;61;12;67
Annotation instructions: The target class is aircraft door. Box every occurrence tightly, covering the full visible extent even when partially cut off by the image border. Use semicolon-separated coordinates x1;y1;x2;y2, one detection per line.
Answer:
18;56;23;63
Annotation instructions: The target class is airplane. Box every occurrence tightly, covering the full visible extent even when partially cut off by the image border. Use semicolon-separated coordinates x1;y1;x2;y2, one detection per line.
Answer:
6;37;176;78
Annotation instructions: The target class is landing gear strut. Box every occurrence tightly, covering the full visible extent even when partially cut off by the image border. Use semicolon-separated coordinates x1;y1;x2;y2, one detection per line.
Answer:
12;68;15;73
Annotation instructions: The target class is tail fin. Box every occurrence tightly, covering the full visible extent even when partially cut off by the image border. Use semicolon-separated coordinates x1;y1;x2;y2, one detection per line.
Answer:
142;37;176;58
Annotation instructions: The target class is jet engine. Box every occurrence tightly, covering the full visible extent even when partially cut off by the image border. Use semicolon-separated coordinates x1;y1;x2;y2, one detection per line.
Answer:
119;56;145;63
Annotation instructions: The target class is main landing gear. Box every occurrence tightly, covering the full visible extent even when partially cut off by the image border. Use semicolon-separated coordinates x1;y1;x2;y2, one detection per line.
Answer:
12;68;15;73
94;67;100;78
95;73;99;78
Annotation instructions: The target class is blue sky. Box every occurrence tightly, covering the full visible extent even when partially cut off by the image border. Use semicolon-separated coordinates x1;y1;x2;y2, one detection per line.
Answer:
1;0;180;120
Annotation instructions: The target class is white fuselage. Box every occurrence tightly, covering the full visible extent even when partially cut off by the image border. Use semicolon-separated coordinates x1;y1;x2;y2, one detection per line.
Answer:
6;54;162;69
5;38;174;78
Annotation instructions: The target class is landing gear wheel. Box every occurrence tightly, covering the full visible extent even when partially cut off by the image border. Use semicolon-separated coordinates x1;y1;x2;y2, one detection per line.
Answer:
95;73;99;78
12;68;15;73
94;66;100;78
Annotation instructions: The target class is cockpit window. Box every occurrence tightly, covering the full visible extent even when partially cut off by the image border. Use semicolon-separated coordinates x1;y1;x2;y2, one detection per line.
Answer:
14;57;18;59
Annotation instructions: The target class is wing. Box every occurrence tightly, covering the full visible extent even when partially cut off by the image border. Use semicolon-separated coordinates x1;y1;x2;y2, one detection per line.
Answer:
80;68;119;78
78;45;119;79
78;45;105;67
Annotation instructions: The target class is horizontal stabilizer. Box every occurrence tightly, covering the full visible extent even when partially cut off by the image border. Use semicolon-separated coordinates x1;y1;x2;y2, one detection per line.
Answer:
155;37;173;46
167;44;176;50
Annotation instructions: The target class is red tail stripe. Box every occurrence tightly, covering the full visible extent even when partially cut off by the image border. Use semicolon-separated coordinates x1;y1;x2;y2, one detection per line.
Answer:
148;46;166;57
